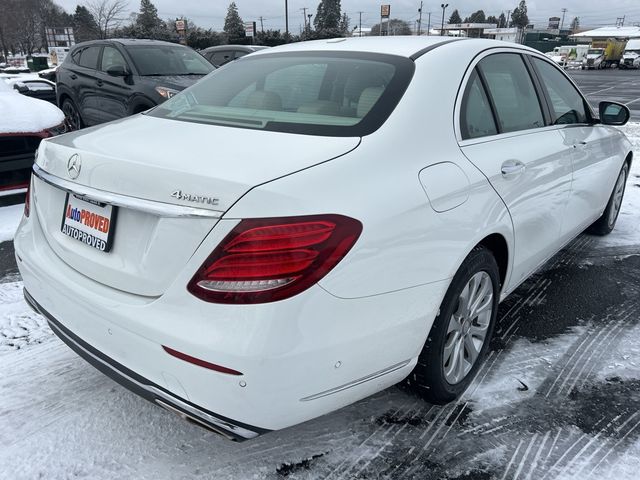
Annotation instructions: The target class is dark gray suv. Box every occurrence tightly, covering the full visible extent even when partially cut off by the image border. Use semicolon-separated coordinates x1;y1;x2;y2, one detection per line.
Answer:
57;39;213;129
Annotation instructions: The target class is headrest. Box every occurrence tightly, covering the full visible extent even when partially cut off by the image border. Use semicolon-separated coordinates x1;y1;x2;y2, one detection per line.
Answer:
357;87;384;118
245;90;282;111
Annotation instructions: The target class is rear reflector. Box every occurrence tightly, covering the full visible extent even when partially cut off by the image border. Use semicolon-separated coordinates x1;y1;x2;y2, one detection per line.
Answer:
162;345;243;376
24;177;32;218
188;214;362;304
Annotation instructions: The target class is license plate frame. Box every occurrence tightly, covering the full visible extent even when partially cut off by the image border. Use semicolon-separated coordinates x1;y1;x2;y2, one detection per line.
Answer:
60;193;118;253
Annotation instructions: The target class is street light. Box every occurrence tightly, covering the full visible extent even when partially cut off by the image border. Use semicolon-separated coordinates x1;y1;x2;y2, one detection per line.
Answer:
440;3;448;36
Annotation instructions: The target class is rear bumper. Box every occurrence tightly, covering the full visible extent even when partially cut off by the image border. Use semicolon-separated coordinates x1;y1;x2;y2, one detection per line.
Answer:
14;185;447;434
24;289;267;441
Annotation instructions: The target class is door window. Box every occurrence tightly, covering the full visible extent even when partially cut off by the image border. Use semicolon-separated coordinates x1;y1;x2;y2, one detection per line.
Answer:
478;53;544;133
78;46;101;69
460;70;498;139
100;46;128;72
532;57;589;125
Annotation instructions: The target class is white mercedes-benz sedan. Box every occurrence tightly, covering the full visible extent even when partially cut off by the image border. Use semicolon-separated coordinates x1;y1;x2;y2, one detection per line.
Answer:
14;37;632;440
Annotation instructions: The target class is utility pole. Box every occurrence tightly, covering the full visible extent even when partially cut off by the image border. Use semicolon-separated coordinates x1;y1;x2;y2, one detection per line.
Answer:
506;10;511;28
308;14;313;29
301;7;308;29
616;16;625;27
427;12;431;35
440;3;448;36
358;11;363;37
560;8;567;31
417;1;423;35
259;16;264;33
285;0;289;37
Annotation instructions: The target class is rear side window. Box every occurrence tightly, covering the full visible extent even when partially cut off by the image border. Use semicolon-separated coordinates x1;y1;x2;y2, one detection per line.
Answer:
531;57;588;125
71;49;82;64
461;70;497;139
478;54;544;133
78;46;101;69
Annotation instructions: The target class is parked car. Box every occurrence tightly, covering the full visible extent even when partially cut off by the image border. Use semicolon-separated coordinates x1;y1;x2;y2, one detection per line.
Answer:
56;39;214;129
16;37;632;440
201;44;269;67
0;79;65;198
3;77;57;104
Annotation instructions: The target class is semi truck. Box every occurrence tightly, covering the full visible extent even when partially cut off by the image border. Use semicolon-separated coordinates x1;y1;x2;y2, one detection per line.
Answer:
582;39;625;69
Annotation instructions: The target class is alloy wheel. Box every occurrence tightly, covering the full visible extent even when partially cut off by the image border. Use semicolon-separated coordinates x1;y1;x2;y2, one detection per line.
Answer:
442;271;493;384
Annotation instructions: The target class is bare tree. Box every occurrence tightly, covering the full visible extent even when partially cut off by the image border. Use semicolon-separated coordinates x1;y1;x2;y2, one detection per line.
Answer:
86;0;128;38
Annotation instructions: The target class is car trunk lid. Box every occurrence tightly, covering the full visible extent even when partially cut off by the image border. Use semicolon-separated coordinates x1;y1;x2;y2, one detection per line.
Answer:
33;114;360;296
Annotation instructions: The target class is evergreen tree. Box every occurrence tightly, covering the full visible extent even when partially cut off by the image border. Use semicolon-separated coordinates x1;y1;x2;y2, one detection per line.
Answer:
136;0;164;38
486;15;498;25
468;10;486;23
511;0;529;29
498;12;506;28
224;2;245;42
73;5;100;42
314;0;342;37
448;9;462;24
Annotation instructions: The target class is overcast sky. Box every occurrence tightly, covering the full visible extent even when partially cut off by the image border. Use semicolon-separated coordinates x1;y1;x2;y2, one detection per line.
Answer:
53;0;640;32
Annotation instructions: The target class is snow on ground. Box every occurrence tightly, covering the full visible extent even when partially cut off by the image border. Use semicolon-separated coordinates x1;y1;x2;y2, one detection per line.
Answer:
0;80;64;133
0;204;23;243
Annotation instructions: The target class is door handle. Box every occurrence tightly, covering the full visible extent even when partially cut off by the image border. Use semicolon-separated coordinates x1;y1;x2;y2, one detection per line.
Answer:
501;160;525;176
573;141;587;148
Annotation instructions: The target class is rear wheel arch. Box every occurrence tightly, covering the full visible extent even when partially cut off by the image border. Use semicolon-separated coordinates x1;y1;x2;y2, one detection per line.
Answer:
475;233;509;291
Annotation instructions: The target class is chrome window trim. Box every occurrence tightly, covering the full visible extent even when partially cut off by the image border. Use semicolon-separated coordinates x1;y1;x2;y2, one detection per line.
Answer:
32;163;223;219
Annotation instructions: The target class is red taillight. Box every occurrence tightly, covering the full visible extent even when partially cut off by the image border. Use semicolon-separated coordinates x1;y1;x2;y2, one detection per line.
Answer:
24;177;31;218
188;214;362;304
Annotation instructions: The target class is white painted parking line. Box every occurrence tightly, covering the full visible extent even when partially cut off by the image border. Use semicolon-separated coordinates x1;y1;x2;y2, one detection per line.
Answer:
585;86;616;96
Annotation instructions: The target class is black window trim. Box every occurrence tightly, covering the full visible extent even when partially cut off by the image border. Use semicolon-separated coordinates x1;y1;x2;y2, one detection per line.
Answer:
525;53;597;126
460;68;499;140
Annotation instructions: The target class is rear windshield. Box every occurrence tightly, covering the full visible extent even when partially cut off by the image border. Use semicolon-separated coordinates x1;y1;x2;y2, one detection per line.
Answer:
126;45;213;76
147;52;415;137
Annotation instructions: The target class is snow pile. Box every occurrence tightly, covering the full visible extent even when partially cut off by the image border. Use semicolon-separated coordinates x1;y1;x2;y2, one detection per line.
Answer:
0;87;64;134
0;204;23;243
0;281;50;353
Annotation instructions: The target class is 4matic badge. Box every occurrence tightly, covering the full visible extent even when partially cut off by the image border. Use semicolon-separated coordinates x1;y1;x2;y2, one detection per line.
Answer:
171;190;220;206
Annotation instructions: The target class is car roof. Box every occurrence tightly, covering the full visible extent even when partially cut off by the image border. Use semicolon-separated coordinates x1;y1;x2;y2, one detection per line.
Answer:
71;38;189;49
201;45;268;53
252;36;532;59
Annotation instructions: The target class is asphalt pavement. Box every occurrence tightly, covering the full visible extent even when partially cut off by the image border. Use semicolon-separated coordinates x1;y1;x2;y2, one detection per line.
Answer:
569;69;640;121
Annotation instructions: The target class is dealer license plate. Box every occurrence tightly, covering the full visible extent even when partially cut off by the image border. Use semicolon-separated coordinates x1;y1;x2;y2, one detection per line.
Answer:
60;193;117;252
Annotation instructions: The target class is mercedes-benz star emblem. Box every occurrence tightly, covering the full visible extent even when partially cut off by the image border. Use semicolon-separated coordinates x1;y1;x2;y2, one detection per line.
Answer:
67;154;81;179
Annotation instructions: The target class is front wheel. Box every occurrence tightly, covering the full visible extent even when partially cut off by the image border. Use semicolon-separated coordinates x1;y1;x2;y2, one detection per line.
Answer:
407;247;500;404
61;98;83;131
588;162;629;235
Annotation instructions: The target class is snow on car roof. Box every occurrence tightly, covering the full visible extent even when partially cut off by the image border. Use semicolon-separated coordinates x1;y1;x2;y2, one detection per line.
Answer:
0;87;64;134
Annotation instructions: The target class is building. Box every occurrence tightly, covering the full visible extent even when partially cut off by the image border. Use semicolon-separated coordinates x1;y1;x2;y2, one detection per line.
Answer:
439;23;498;38
571;26;640;41
484;28;519;43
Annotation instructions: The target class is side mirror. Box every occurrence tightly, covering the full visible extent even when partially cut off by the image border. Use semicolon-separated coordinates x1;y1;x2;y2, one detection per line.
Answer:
599;101;630;126
106;65;129;77
13;83;29;94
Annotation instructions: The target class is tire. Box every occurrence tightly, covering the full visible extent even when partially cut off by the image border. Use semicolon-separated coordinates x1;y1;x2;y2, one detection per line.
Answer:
407;247;500;404
588;162;629;236
61;98;83;131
